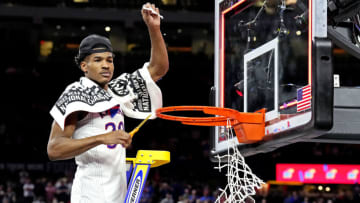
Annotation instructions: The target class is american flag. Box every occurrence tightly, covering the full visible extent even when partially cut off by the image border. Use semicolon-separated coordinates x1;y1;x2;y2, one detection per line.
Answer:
297;85;311;112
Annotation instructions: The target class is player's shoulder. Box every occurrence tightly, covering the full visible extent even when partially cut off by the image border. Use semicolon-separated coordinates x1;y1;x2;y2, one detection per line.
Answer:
63;80;81;91
62;77;92;93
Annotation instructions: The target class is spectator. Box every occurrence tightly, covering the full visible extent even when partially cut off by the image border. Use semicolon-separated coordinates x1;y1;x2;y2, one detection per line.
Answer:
5;186;16;203
179;186;191;201
159;182;173;200
0;185;5;201
353;185;360;202
23;177;35;203
160;193;174;203
284;191;301;203
177;195;190;203
188;189;198;203
2;197;10;203
55;178;69;203
198;186;215;203
19;170;29;185
34;177;46;202
45;181;56;203
140;181;154;203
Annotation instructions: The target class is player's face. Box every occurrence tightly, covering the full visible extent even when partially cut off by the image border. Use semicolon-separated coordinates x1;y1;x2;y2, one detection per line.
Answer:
81;52;114;89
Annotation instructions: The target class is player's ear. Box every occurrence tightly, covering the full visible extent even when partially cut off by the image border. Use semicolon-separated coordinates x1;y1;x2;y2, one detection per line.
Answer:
80;61;88;74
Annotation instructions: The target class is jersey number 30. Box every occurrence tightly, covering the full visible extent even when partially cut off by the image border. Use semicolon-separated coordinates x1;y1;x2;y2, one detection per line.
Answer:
105;121;124;149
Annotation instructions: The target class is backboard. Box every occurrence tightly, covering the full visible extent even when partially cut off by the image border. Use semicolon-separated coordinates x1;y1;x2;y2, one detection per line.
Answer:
211;0;333;158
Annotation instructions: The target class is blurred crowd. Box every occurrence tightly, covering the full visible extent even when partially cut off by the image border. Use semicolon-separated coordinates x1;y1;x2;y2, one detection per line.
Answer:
0;169;71;203
1;167;360;203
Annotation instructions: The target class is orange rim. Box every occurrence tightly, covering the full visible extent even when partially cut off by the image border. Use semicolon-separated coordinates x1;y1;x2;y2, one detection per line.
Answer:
156;106;265;126
156;106;266;142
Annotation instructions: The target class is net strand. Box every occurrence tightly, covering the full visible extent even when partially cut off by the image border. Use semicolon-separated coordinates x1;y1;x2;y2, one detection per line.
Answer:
214;119;264;203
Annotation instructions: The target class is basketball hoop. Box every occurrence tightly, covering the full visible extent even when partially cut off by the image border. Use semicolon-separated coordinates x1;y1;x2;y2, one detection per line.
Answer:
156;106;266;143
214;118;265;203
156;106;266;202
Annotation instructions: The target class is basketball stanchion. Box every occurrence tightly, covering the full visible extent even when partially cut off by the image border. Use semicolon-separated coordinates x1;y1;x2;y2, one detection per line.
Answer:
155;106;267;202
124;150;170;203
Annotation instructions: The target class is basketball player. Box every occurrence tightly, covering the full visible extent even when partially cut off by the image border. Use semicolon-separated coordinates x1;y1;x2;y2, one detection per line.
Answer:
47;3;168;203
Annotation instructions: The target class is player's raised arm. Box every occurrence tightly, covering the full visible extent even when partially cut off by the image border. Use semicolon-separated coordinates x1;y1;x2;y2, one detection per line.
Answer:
141;3;169;82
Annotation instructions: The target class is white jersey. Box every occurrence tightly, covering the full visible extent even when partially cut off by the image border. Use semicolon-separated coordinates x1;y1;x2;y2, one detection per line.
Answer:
50;63;162;203
71;103;127;203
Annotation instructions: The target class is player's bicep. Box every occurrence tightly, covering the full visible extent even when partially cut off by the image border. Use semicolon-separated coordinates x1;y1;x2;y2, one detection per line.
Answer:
47;112;78;160
49;112;78;141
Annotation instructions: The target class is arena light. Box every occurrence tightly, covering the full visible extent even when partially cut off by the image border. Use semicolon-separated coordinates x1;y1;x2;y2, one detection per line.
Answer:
161;0;176;5
66;43;79;49
73;0;89;3
40;40;54;57
167;46;191;52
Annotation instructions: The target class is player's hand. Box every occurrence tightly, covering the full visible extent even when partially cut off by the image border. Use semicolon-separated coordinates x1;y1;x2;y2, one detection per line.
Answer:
141;3;161;30
102;130;132;148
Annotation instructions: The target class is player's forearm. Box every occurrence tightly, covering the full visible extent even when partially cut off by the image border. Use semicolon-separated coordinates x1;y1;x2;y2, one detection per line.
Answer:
148;27;169;81
47;135;103;161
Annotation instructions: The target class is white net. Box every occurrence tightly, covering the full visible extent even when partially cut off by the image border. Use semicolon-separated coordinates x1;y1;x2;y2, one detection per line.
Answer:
214;120;265;203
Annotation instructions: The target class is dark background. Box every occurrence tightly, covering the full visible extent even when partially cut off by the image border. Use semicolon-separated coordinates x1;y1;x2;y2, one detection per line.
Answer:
1;0;360;197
